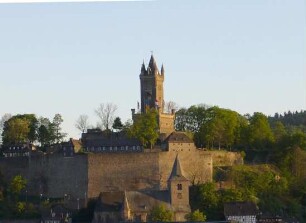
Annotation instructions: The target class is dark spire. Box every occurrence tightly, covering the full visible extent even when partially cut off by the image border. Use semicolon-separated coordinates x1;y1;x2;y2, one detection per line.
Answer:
141;60;146;74
169;155;188;181
148;54;159;75
161;64;164;76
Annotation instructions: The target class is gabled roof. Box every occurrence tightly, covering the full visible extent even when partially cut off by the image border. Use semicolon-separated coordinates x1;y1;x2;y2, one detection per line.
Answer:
82;130;142;147
164;132;193;143
125;190;171;212
95;191;124;212
224;201;258;216
169;155;188;182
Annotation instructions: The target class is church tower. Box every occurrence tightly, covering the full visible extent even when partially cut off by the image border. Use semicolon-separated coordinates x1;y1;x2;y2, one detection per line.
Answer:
168;155;191;221
137;54;175;136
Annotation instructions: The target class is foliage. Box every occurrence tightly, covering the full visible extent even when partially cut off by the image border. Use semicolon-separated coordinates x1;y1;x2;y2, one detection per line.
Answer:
247;112;274;149
185;209;206;222
1;113;68;148
269;110;306;131
16;201;26;213
112;117;123;131
128;109;158;149
0;113;12;144
175;104;210;132
2;114;39;145
189;183;223;220
9;175;27;195
2;118;30;145
190;163;302;221
175;106;306;152
149;205;173;222
188;106;245;149
52;114;67;143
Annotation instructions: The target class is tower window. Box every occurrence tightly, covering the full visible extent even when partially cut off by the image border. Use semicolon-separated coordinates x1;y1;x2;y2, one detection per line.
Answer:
177;184;182;190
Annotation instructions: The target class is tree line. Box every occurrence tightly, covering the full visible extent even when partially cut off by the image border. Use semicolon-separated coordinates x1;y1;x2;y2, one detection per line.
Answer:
0;114;66;149
175;105;306;152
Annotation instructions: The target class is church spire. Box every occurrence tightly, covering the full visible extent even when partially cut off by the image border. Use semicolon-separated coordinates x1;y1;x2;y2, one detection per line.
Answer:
169;155;188;181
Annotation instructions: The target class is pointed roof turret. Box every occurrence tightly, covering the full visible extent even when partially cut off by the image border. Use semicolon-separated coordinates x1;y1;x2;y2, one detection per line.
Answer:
161;64;165;76
141;60;146;74
169;155;188;181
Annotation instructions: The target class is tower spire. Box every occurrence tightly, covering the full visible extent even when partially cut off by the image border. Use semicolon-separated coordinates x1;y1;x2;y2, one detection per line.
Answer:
148;54;159;75
169;155;188;181
161;64;165;76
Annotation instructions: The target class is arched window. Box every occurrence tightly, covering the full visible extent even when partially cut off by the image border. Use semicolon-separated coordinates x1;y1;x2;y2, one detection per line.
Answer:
177;183;182;190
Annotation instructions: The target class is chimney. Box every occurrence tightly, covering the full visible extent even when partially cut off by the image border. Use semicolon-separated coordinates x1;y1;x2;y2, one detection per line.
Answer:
131;109;135;116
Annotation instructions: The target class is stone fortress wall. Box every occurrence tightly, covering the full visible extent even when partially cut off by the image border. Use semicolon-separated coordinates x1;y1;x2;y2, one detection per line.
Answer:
0;147;242;205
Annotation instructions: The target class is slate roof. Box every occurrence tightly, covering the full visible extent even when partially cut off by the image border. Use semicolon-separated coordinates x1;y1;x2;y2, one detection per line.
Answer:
82;129;142;148
164;132;193;143
41;204;71;219
169;155;189;182
148;55;159;74
224;201;258;216
95;190;172;213
125;190;171;212
95;191;124;212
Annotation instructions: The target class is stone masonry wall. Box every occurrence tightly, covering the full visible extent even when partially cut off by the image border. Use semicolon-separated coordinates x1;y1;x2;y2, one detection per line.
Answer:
87;152;160;198
0;154;88;202
0;148;242;202
159;145;213;189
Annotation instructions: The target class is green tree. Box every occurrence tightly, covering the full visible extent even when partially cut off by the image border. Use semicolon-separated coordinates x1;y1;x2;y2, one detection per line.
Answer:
185;209;206;222
189;183;223;220
2;118;30;145
272;121;287;143
0;113;12;144
248;112;274;149
195;107;242;150
149;205;173;222
175;105;210;132
52;114;66;143
2;114;39;145
128;109;158;149
9;175;27;195
112;117;123;131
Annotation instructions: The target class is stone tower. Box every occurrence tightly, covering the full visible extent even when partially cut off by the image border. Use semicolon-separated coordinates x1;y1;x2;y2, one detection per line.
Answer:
168;155;191;221
137;54;175;136
140;54;164;113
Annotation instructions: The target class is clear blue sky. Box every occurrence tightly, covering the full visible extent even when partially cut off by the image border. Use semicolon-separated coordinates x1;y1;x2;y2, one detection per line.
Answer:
0;0;305;139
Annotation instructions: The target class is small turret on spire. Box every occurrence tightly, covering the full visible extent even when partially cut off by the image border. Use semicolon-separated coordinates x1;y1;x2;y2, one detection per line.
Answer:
161;64;165;76
141;60;146;74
